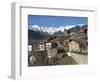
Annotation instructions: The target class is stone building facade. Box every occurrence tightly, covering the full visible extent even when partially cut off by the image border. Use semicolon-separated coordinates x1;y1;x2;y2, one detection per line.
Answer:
69;41;80;52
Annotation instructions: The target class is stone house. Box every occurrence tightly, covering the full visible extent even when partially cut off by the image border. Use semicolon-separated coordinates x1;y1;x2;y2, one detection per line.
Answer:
46;42;52;50
28;51;48;66
69;40;80;52
79;26;84;33
47;49;57;58
63;39;69;51
28;40;39;51
39;42;46;51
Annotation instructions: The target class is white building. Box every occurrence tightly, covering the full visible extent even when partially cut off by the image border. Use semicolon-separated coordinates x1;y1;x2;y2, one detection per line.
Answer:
28;45;32;51
39;42;45;51
46;43;52;50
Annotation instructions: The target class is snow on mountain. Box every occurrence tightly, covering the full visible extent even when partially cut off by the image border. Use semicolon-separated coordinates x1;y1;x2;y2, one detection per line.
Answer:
28;24;83;35
29;25;42;31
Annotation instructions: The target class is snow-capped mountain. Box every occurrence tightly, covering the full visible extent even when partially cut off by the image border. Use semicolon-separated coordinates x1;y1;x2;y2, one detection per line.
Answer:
28;24;87;40
29;25;42;32
28;25;76;35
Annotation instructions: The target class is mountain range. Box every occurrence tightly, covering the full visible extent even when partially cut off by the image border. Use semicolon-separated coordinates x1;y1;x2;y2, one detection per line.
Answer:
28;25;74;35
28;24;87;40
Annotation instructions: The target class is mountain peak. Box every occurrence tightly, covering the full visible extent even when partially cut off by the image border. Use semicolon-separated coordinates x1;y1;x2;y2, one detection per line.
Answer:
28;24;86;35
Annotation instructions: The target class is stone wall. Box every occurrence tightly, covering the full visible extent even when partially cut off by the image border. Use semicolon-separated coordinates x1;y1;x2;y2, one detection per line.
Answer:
67;52;88;64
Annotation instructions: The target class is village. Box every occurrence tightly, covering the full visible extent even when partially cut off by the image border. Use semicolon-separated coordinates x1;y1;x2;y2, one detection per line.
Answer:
28;26;88;66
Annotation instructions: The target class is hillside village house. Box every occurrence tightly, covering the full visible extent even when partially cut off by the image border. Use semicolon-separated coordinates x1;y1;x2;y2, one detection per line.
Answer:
39;42;45;51
28;51;48;66
38;42;52;51
47;49;57;58
79;26;84;32
63;39;69;51
28;45;32;52
69;40;80;52
46;42;52;50
28;40;39;51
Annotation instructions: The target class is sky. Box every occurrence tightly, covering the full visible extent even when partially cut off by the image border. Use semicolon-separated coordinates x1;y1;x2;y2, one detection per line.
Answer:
28;15;88;28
